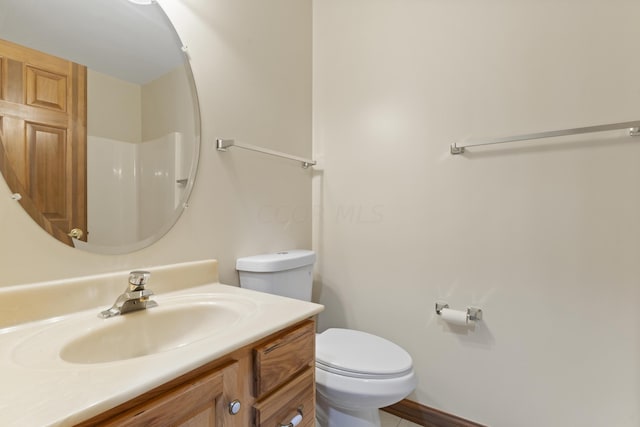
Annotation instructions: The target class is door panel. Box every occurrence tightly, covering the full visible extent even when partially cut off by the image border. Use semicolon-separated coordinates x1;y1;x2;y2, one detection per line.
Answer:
27;124;67;222
26;66;68;111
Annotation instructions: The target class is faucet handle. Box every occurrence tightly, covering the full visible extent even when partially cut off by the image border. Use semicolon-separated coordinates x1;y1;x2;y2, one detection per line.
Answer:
128;270;151;290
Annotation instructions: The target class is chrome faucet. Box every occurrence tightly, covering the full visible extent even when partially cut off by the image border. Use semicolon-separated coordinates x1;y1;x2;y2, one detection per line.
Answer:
99;271;158;318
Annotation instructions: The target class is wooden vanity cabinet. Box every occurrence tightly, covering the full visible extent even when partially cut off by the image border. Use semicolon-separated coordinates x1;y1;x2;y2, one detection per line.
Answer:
75;319;316;427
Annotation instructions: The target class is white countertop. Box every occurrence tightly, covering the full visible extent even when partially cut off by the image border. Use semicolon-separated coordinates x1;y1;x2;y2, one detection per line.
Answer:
0;273;323;426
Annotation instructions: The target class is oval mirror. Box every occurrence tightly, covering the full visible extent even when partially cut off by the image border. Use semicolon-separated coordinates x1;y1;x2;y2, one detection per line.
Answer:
0;0;200;254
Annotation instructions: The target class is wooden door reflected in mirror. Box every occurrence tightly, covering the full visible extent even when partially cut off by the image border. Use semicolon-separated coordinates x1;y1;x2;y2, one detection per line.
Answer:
0;38;86;246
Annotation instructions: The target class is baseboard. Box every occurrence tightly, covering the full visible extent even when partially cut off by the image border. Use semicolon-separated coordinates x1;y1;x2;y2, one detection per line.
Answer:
382;399;486;427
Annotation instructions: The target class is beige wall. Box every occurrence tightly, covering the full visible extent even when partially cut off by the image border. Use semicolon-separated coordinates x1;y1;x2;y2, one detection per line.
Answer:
88;70;142;143
0;0;312;287
313;0;640;426
142;65;195;143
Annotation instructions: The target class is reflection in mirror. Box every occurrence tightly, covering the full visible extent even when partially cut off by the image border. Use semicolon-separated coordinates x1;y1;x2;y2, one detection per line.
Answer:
0;0;200;254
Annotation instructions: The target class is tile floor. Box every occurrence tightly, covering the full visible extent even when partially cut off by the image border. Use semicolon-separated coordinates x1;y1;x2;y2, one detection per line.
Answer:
315;411;421;427
380;410;422;427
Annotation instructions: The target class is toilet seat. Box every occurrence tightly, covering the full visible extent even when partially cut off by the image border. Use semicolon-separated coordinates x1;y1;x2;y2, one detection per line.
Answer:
316;328;414;379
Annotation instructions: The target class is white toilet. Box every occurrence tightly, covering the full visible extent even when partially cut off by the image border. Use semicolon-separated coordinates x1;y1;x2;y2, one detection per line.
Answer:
236;250;417;427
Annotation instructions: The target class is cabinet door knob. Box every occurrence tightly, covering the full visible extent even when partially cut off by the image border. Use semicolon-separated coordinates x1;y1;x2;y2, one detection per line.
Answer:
280;408;303;427
228;399;241;415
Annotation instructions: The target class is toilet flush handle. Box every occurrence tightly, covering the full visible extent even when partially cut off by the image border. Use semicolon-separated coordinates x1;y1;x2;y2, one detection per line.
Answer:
279;408;303;427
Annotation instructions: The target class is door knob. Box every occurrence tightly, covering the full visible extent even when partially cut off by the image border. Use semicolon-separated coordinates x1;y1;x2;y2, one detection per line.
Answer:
68;228;84;239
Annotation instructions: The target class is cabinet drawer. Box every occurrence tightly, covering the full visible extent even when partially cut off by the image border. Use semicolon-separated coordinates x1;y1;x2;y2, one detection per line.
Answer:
253;367;315;427
254;320;315;397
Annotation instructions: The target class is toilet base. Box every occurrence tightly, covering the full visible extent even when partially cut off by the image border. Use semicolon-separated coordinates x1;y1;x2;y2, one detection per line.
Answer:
316;395;381;427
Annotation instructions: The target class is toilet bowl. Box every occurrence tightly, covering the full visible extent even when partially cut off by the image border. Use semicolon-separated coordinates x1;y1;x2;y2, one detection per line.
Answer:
236;250;417;427
315;328;417;427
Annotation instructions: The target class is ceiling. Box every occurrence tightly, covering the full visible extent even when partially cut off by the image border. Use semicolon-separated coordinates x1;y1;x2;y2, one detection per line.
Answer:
0;0;185;84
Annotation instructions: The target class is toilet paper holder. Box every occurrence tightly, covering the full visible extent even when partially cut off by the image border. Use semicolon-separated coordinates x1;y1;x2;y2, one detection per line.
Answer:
435;303;483;321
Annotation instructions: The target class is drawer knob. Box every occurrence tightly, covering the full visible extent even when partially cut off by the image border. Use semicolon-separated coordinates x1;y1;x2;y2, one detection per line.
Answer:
228;399;241;415
280;408;303;427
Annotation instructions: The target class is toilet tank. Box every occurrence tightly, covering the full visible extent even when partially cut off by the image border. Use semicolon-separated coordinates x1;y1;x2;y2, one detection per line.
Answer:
236;250;316;302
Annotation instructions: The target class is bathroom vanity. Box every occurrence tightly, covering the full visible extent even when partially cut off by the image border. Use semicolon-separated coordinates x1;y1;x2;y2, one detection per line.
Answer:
77;319;316;427
0;260;323;426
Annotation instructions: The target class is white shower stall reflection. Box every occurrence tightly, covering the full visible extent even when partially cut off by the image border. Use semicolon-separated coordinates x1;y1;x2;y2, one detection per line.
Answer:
87;132;185;247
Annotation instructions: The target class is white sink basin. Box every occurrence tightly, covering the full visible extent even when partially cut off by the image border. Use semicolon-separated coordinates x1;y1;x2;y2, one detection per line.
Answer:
62;301;243;364
12;293;257;366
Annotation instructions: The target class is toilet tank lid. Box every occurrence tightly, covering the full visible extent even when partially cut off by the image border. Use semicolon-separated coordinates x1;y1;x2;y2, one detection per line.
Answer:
236;250;316;272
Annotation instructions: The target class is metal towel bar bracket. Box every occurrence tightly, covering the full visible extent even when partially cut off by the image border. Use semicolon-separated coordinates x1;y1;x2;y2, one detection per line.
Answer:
451;120;640;155
217;139;316;168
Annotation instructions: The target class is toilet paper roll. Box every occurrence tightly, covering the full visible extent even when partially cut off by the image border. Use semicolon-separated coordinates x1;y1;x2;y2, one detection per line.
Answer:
440;308;468;326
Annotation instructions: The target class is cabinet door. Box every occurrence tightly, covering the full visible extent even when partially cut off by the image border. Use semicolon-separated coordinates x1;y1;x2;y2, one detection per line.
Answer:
100;361;240;427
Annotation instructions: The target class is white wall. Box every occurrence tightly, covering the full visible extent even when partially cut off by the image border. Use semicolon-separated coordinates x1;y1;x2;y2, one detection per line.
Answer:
0;0;312;287
313;1;640;426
